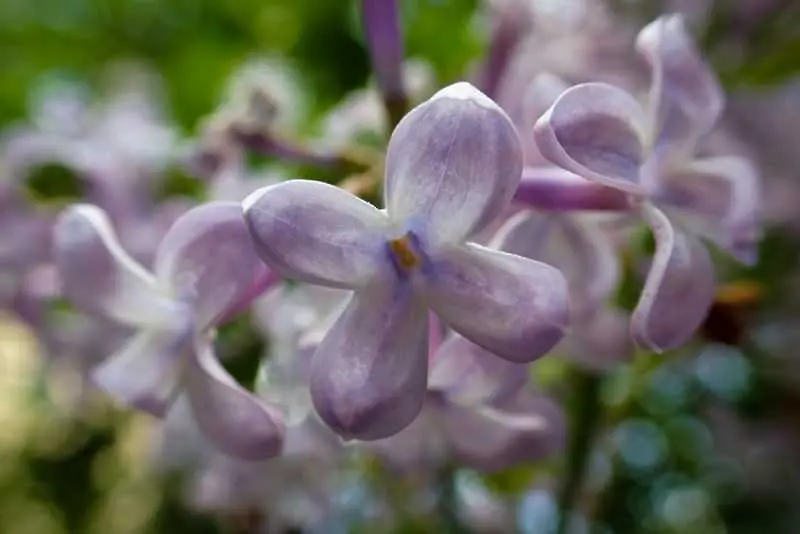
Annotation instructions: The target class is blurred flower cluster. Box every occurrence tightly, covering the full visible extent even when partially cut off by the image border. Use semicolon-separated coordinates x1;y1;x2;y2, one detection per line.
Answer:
1;0;799;533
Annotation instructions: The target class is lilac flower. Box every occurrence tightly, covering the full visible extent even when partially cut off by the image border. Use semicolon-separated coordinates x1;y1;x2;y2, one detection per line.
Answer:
253;283;349;426
533;15;761;352
244;82;569;440
53;201;284;460
5;65;178;217
369;334;566;472
154;306;343;533
496;211;632;368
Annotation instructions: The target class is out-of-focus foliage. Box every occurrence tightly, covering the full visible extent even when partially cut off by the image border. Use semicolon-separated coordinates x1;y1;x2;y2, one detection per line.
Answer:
0;0;481;128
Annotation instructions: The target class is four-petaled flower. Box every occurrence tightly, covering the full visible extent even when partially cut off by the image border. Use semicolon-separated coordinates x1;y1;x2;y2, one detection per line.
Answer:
244;82;569;440
533;14;760;352
53;201;284;460
370;334;565;472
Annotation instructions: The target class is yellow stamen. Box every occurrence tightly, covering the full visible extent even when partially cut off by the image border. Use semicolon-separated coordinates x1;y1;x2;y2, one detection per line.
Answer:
388;236;420;270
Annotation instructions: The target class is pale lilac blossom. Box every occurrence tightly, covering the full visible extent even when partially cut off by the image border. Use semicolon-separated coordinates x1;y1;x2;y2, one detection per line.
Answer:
244;82;569;440
369;334;565;472
496;211;632;368
53;201;284;460
533;14;760;352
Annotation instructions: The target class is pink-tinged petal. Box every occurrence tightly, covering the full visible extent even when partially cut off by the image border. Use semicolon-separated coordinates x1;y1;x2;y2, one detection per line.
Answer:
637;15;723;156
384;82;523;245
154;201;266;328
443;391;565;472
495;211;620;319
534;83;649;195
426;243;569;363
658;157;761;265
631;204;715;352
53;204;177;327
309;280;429;441
91;328;190;417
514;167;631;212
429;335;528;405
243;180;388;289
186;340;286;461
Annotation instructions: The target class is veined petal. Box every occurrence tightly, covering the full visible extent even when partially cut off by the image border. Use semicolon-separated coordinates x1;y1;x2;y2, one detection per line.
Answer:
91;328;190;417
429;334;528;406
426;243;569;363
534;83;649;195
384;82;523;245
53;204;176;327
637;14;723;157
514;167;631;212
495;211;621;319
309;280;429;441
243;180;388;289
632;204;715;352
154;201;266;328
186;340;286;461
443;391;565;472
658;157;761;265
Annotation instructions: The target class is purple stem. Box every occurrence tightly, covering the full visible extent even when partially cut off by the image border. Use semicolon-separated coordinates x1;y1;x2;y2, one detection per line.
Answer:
480;11;529;100
233;129;370;175
361;0;408;129
514;167;632;212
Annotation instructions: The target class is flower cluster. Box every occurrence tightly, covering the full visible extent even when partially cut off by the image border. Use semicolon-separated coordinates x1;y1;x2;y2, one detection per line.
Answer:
0;2;766;531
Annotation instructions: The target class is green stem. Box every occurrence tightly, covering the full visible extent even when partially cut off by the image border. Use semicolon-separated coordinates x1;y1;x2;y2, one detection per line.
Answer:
556;368;604;534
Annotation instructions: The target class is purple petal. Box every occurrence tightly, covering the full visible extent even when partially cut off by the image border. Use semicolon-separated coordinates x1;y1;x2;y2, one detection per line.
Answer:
534;82;648;195
309;280;429;441
496;211;621;319
631;204;715;352
186;339;286;460
428;312;445;359
658;157;761;265
154;201;267;328
426;243;569;363
361;0;406;103
243;180;388;289
384;82;523;244
637;14;723;156
368;401;448;471
53;204;177;327
442;391;565;472
565;308;633;370
91;328;190;417
514;167;631;211
429;334;528;405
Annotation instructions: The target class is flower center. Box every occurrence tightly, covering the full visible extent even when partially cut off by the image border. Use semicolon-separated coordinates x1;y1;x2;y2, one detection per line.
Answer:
388;234;421;272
